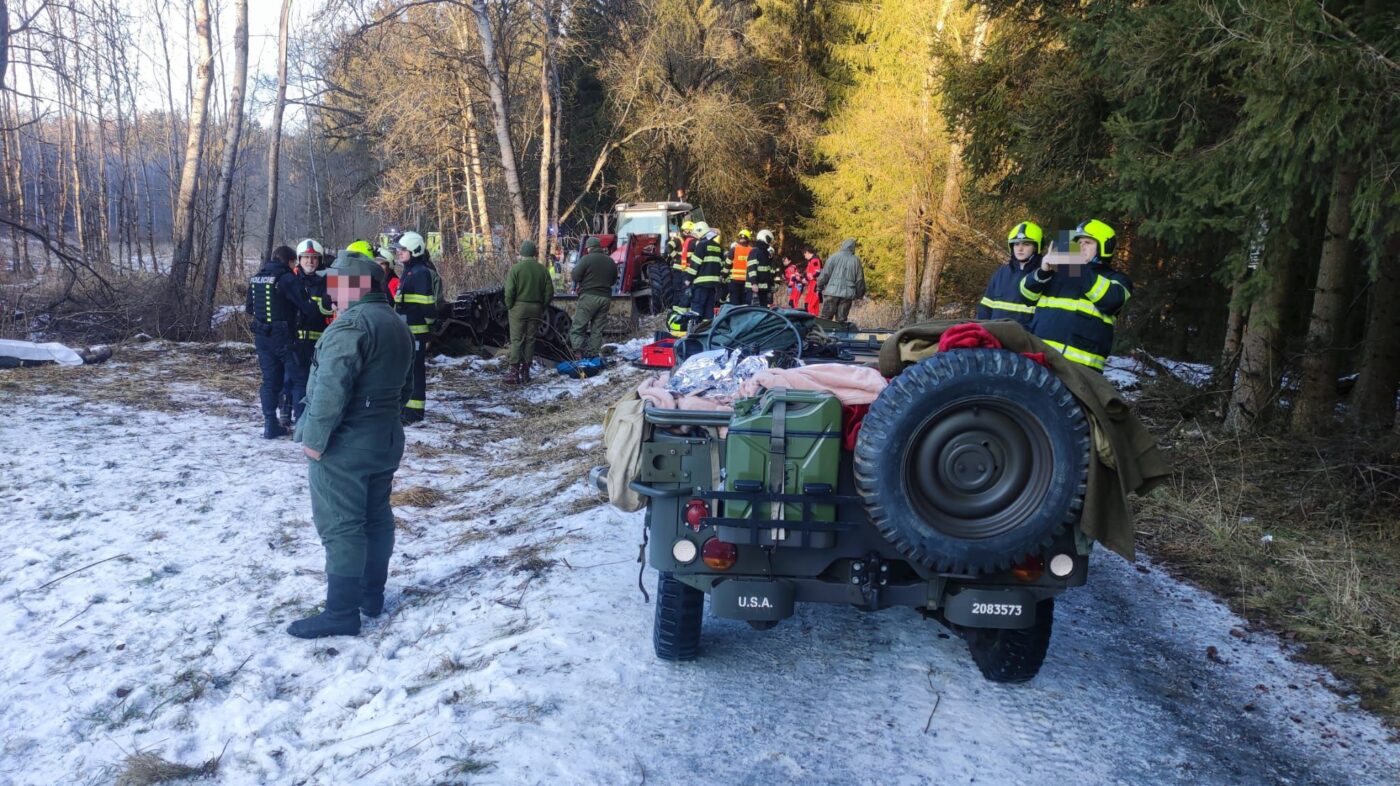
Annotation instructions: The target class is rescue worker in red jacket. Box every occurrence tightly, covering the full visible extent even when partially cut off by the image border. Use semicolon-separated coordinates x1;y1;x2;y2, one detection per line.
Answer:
376;245;400;300
802;248;823;316
783;258;803;308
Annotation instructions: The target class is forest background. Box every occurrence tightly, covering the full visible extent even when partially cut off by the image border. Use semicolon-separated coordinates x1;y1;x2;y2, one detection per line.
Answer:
0;0;1396;437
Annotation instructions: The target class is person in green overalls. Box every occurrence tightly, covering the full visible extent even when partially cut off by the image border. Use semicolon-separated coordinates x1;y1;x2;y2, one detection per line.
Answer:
503;240;554;384
288;250;416;639
569;236;617;360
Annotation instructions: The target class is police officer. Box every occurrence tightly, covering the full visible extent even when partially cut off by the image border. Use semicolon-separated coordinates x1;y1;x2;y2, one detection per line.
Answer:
246;245;306;438
504;240;554;384
392;231;442;424
288;250;415;639
570;236;618;360
976;221;1043;325
687;222;724;330
1021;218;1133;371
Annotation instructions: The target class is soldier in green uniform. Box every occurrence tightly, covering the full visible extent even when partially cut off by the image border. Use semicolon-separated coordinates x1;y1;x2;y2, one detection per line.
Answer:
288;250;415;639
503;240;554;384
569;237;617;360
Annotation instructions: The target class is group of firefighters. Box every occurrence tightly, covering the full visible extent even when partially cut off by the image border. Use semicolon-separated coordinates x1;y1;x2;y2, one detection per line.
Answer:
976;218;1133;372
250;215;1131;640
244;231;442;440
661;221;869;335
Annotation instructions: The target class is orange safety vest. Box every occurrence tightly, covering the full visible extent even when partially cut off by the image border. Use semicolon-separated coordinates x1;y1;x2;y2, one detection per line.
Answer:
729;243;752;282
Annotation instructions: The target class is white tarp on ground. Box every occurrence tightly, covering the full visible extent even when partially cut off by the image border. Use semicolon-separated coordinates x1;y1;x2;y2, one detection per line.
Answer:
0;338;84;365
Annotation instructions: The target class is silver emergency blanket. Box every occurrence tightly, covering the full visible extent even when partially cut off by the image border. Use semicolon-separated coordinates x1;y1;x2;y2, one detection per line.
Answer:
0;339;85;366
667;348;772;398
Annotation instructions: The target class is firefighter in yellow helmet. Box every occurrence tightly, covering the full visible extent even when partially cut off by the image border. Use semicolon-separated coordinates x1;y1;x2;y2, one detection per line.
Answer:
976;221;1043;326
1020;219;1133;371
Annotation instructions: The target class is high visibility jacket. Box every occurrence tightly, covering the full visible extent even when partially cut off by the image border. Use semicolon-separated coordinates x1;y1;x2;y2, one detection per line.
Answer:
294;271;335;341
245;260;304;326
976;256;1039;325
691;237;724;287
1021;259;1132;371
675;237;697;276
726;242;754;282
666;236;683;271
396;255;443;336
746;244;775;290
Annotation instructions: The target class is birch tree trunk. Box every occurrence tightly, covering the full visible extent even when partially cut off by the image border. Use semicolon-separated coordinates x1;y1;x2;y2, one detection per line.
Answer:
1291;162;1361;434
463;85;493;255
535;0;557;255
471;0;530;247
261;0;293;261
199;0;248;332
161;0;213;334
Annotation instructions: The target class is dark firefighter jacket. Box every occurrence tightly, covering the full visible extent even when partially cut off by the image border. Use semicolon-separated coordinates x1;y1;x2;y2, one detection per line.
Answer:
691;236;724;288
976;256;1040;325
396;254;443;337
1020;258;1133;370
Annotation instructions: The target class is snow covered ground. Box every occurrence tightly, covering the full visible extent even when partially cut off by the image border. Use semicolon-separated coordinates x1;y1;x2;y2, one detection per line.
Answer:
0;345;1396;786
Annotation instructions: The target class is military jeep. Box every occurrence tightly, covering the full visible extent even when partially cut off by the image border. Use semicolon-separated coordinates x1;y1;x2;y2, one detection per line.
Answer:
600;348;1093;683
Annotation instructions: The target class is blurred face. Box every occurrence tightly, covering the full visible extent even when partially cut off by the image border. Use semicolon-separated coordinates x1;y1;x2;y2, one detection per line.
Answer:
298;254;319;274
1012;241;1036;261
328;275;373;309
1078;237;1099;261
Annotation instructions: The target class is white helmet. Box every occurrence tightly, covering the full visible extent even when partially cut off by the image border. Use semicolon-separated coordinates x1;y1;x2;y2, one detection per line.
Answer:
296;238;324;257
691;221;710;237
756;229;775;246
392;230;426;256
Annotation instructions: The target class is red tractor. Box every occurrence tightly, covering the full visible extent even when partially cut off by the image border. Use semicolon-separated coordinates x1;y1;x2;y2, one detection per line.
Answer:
559;201;694;320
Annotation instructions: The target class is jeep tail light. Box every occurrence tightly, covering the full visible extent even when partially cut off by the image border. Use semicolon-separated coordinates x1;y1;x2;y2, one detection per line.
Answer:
1011;555;1044;583
701;538;737;571
684;499;710;531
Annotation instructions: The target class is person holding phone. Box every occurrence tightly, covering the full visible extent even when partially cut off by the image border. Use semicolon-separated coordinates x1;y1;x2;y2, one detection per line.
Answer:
1019;219;1133;371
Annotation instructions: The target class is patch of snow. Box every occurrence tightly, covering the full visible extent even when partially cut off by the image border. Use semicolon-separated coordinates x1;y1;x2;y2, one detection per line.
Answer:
0;357;1394;786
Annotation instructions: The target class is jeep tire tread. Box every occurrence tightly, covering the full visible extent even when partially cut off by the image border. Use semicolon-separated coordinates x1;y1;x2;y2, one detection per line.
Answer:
854;349;1090;574
959;599;1055;683
653;572;703;661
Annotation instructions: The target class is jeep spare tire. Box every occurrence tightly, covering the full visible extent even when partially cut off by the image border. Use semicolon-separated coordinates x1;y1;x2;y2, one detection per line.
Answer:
854;349;1089;574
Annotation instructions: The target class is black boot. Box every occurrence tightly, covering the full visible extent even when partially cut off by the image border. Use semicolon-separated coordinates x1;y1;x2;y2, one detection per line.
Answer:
287;574;363;639
360;542;393;618
263;418;288;439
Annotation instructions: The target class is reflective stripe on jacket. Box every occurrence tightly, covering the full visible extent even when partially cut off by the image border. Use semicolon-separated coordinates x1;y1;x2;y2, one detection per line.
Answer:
1021;259;1132;371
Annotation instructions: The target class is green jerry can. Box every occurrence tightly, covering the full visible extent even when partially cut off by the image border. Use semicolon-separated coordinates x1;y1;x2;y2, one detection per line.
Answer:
725;388;842;523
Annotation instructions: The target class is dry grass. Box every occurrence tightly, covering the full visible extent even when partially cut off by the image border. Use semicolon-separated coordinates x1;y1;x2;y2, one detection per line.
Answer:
1135;378;1400;726
392;485;450;509
115;751;220;786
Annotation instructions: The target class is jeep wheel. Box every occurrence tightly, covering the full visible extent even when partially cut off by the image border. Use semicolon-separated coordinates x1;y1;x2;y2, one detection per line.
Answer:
647;263;673;314
958;599;1054;683
653;572;703;661
854;349;1089;574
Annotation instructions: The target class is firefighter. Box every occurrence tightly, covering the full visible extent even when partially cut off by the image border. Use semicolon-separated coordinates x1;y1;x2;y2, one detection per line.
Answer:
246;245;308;439
376;245;400;300
1021;219;1133;371
287;239;335;425
747;229;777;308
687;222;724;330
725;229;756;306
976;221;1043;326
393;231;442;423
570;236;618;359
288;251;415;639
668;220;699;336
